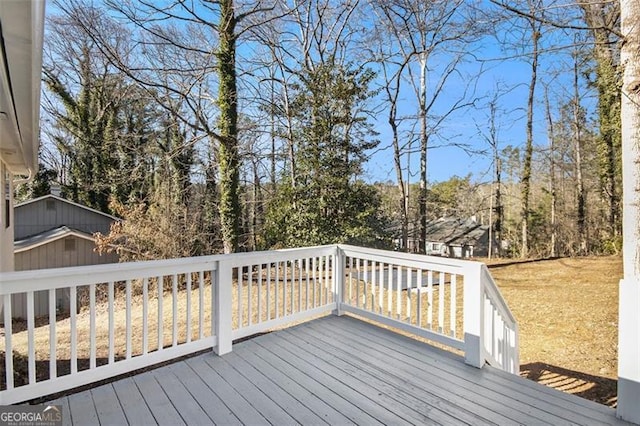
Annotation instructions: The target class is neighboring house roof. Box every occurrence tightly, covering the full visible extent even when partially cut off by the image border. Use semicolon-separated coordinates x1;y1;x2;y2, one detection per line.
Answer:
14;225;97;253
424;217;479;244
15;194;119;221
447;224;489;247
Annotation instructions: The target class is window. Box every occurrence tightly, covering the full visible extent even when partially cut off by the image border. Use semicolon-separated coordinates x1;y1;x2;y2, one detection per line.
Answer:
431;243;440;251
64;238;76;252
46;200;56;211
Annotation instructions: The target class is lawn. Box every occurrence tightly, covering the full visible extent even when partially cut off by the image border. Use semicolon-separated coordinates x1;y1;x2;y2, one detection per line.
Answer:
488;255;621;407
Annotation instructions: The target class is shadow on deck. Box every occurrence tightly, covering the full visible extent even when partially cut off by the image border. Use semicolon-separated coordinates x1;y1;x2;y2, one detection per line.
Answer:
522;362;618;408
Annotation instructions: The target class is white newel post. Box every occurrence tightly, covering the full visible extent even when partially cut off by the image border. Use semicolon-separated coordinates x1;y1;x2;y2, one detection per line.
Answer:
463;262;484;368
618;0;640;421
215;260;233;355
333;247;344;316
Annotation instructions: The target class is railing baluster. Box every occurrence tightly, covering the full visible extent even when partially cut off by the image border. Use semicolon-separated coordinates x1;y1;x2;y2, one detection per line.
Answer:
371;260;376;311
157;276;163;351
186;273;192;343
416;270;423;328
70;286;77;373
406;268;412;324
258;264;263;322
214;270;219;340
298;260;303;313
49;289;57;378
27;291;35;384
363;259;368;310
283;261;288;315
267;263;271;320
143;278;149;354
248;265;253;326
325;256;330;304
90;284;96;368
450;274;457;337
312;257;317;308
4;295;14;389
291;260;296;314
438;272;445;333
198;271;204;340
355;258;360;309
275;262;280;318
238;267;243;328
396;267;401;320
126;279;132;357
306;258;310;310
108;281;115;363
387;263;392;317
376;262;384;314
427;271;433;329
172;275;178;346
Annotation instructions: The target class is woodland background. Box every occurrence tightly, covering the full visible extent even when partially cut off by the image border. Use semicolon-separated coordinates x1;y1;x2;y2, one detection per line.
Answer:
21;0;624;260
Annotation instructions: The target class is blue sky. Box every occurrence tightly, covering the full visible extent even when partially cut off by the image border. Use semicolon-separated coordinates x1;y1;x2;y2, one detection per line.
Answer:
361;20;594;186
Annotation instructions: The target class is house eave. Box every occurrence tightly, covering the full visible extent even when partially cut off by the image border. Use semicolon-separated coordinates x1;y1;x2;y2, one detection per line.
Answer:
0;0;45;175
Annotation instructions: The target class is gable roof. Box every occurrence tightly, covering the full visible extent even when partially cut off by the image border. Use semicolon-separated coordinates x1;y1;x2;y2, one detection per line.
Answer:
14;225;97;253
447;224;489;246
424;217;480;243
15;194;119;221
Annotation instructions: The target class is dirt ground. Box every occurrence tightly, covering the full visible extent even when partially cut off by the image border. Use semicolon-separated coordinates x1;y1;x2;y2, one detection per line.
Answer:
487;256;621;407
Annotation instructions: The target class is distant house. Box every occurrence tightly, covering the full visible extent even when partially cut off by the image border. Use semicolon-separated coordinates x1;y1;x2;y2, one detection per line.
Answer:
8;194;119;319
424;217;494;258
393;217;495;258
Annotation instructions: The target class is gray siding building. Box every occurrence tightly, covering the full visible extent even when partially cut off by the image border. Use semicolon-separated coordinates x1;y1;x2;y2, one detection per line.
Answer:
8;195;119;319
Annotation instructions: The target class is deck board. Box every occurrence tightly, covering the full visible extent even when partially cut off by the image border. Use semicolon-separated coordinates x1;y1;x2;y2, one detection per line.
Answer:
90;383;128;426
131;371;186;426
110;377;157;425
51;315;629;425
325;316;621;425
307;317;571;425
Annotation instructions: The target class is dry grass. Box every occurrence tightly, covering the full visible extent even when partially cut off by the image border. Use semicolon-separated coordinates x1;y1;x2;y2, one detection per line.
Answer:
487;255;621;407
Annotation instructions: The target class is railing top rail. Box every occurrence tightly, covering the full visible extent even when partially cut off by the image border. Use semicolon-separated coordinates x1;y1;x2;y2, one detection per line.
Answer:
481;264;517;325
0;255;220;295
0;244;339;295
223;244;337;267
339;244;480;272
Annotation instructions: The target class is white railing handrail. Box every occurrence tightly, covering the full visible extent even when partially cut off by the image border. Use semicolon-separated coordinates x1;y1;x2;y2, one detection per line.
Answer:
481;265;517;325
338;244;468;275
0;256;220;295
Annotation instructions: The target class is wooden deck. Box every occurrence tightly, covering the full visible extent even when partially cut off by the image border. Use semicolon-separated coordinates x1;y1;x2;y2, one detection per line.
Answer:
48;315;627;425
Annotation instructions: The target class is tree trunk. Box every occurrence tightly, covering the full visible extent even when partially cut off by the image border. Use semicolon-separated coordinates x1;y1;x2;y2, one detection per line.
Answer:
521;25;539;259
580;3;622;241
617;0;640;421
217;0;240;254
573;51;587;254
544;88;557;258
418;53;428;255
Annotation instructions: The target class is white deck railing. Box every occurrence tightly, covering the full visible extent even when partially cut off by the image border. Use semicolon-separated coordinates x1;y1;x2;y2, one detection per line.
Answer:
0;244;518;404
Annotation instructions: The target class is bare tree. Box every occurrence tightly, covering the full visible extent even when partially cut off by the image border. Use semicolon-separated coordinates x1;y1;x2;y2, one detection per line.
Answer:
370;0;481;253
